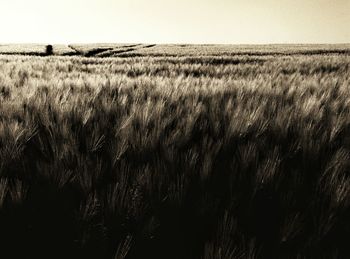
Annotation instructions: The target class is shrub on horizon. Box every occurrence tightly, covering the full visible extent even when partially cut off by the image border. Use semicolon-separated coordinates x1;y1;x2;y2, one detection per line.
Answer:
45;44;53;55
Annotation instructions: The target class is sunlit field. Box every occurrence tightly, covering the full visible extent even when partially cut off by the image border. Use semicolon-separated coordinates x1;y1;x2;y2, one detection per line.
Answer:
0;44;349;259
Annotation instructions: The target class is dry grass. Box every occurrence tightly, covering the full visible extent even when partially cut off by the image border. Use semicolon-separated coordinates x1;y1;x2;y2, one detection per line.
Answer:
0;45;349;259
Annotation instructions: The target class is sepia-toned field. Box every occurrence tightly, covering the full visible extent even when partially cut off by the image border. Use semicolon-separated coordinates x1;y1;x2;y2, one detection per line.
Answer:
0;44;349;259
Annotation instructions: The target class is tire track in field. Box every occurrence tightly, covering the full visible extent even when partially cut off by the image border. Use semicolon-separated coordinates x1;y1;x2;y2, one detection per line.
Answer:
95;44;157;57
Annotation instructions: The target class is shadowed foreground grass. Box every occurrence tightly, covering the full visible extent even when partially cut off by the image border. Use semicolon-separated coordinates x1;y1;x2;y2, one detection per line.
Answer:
0;45;349;258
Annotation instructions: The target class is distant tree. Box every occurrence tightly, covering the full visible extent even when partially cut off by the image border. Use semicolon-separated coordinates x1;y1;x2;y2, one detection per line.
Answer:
45;45;53;55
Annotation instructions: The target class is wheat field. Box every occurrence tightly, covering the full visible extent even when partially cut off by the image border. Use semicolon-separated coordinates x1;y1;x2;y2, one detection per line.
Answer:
0;44;349;259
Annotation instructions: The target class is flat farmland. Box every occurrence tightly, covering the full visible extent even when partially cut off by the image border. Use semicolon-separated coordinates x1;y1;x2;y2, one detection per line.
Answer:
0;44;349;259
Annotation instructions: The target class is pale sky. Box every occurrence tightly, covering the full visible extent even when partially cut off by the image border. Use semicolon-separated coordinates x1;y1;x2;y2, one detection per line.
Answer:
0;0;349;44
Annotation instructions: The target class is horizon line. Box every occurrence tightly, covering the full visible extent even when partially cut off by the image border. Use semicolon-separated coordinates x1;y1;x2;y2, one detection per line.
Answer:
1;42;350;46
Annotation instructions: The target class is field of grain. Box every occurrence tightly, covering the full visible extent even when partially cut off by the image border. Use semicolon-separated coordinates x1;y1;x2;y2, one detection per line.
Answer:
0;44;349;259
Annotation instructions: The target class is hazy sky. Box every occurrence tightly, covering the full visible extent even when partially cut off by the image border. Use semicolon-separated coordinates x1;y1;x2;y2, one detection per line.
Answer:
1;0;349;44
